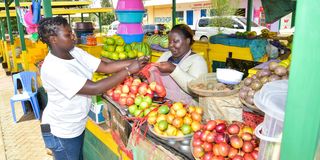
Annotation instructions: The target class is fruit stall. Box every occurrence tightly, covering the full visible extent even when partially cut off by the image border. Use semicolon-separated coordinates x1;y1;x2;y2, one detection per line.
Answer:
0;0;319;160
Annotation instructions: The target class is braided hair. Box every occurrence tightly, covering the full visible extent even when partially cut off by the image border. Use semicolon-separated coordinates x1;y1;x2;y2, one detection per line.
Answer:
170;24;195;45
38;16;69;46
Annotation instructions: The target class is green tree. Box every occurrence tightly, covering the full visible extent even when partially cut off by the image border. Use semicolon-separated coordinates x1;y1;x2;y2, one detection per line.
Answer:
101;0;115;25
210;0;239;33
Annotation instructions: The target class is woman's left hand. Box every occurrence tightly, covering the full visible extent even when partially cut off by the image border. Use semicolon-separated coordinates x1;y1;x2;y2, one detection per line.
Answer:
153;62;176;73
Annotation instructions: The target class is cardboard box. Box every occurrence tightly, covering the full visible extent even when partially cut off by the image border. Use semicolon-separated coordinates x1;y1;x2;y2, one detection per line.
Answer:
88;102;105;124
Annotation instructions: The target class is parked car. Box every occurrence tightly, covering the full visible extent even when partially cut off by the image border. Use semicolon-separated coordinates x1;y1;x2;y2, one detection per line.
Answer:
107;21;120;36
143;24;168;36
194;16;267;41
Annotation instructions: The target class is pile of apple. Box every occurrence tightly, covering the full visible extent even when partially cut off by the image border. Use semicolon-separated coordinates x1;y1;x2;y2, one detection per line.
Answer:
148;102;204;137
128;95;158;117
105;76;166;106
192;120;259;160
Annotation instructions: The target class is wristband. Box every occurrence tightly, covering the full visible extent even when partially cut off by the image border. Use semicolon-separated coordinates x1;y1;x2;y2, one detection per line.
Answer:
124;66;131;76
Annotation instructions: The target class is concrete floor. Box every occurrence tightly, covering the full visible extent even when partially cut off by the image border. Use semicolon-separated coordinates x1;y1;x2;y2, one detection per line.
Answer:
0;68;52;160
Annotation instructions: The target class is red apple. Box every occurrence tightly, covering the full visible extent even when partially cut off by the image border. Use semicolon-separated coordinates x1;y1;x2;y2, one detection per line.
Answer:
202;152;213;160
228;147;238;158
192;138;203;147
205;120;217;131
212;156;224;160
218;142;230;157
251;150;258;160
114;88;122;95
115;85;122;92
200;131;210;142
155;84;166;97
193;146;204;158
132;78;141;86
203;142;213;152
212;144;220;156
138;85;148;96
119;97;127;106
215;123;227;133
241;132;253;141
127;93;136;99
126;97;134;106
228;124;241;135
121;85;130;94
206;132;216;143
194;131;202;139
149;81;157;91
129;85;138;94
242;141;254;153
139;82;148;88
230;135;243;149
232;155;244;160
112;93;120;101
243;153;254;160
215;119;226;125
215;133;229;144
106;89;114;97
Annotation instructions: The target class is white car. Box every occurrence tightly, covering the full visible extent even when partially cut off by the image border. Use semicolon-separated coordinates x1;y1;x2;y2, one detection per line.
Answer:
107;21;120;36
194;16;267;41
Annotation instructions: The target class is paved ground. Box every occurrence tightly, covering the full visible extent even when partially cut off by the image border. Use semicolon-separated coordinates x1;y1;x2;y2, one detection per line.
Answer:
0;68;52;160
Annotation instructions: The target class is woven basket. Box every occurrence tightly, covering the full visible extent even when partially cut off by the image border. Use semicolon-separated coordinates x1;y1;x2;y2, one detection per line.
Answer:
240;97;263;114
188;73;241;97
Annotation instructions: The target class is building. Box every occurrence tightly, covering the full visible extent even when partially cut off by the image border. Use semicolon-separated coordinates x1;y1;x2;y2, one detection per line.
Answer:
111;0;290;32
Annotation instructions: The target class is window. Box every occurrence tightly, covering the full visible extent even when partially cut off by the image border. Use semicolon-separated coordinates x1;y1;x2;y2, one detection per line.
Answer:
199;18;209;27
238;17;259;27
176;11;184;22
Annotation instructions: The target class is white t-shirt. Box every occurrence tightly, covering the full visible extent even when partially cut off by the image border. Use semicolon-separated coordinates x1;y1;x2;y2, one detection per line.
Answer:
40;47;101;138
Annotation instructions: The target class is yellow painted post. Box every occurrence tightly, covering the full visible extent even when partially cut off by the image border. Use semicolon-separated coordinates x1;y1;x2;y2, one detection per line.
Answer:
4;42;11;70
10;44;18;72
21;50;28;71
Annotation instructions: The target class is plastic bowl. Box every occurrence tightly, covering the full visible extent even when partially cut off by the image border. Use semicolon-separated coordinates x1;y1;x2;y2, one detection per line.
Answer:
115;10;144;23
216;68;244;85
116;0;144;10
117;23;143;35
117;33;144;44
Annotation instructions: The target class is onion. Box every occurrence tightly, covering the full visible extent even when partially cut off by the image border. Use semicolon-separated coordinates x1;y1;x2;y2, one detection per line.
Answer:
269;74;281;82
245;96;254;105
259;69;272;77
239;90;248;99
244;78;253;86
241;86;251;92
274;66;288;76
268;61;279;71
260;76;269;84
250;80;263;91
251;74;258;80
247;90;255;97
282;75;289;80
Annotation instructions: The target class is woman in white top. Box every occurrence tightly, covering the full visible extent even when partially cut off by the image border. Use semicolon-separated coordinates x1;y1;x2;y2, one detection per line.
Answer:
38;16;148;160
154;24;208;105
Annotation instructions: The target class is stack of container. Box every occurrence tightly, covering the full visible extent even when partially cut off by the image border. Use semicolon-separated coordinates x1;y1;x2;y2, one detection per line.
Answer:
115;0;145;44
254;80;288;160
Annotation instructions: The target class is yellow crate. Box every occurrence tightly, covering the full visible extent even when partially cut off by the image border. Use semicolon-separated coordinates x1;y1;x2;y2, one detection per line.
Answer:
77;44;103;58
150;50;162;62
207;44;268;72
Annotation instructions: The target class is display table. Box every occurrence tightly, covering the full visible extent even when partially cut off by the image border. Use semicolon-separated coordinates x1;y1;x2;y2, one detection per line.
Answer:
84;96;195;160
